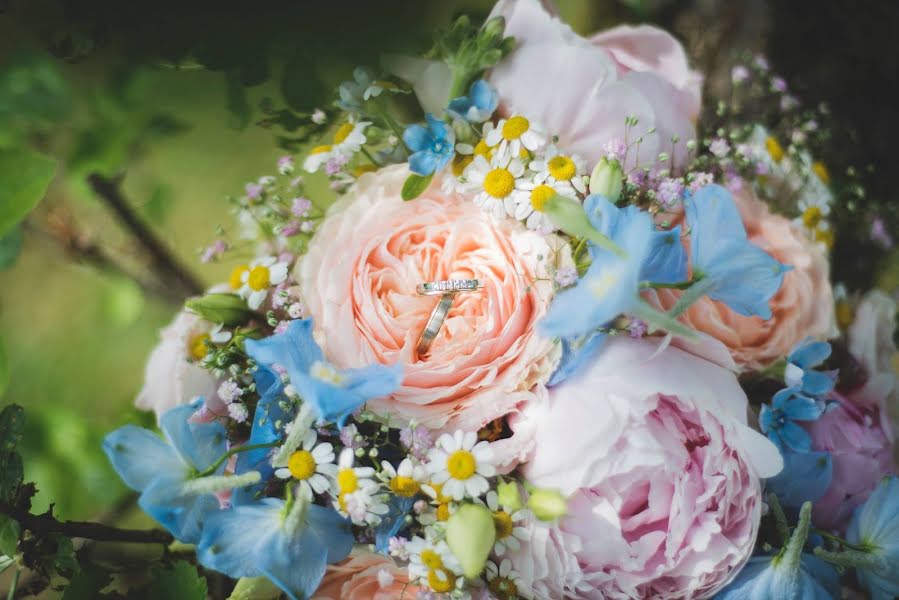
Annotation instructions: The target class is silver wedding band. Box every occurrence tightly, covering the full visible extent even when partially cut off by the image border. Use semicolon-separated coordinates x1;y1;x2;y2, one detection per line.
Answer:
415;279;484;357
416;279;483;296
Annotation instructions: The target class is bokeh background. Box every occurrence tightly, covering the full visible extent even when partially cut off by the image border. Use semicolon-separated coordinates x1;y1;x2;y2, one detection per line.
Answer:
0;0;896;580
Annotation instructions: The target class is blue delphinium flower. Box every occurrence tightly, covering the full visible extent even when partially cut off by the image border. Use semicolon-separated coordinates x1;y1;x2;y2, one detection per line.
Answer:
686;184;790;318
759;387;824;452
103;399;229;543
245;318;402;427
447;79;498;123
198;493;354;600
785;338;836;397
403;113;456;176
766;450;833;508
715;503;840;599
846;476;899;599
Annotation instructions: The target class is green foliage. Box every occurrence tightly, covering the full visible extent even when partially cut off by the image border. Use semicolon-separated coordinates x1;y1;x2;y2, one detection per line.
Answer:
61;566;112;600
186;293;259;327
0;404;25;505
431;15;515;97
401;172;434;201
136;560;208;600
0;336;8;399
0;50;70;147
0;515;20;556
0;147;57;238
0;227;24;270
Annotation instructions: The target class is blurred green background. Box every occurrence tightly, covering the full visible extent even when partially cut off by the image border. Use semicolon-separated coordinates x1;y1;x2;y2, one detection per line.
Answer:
1;0;897;529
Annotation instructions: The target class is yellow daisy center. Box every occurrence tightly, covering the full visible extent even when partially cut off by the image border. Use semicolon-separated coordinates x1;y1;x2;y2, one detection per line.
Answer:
247;265;271;291
530;184;556;212
333;122;354;144
812;161;830;184
428;569;456;593
493;510;514;539
390;476;420;497
484;168;515;198
436;503;451;521
338;492;349;512
310;144;332;155
189;333;210;361
474;139;492;158
287;450;316;480
337;468;358;494
447;450;477;480
228;264;249;289
501;116;530;141
420;549;444;571
835;300;854;330
452;154;473;176
548;155;576;181
802;206;823;229
765;136;785;163
814;227;834;249
488;575;519;599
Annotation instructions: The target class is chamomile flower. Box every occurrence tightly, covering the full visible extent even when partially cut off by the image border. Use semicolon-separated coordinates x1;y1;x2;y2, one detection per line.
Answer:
273;429;337;497
332;449;387;525
419;481;455;524
303;119;371;173
529;146;587;195
380;457;425;498
482;490;529;556
464;151;526;220
407;536;462;591
485;559;531;600
794;186;832;245
485;115;547;157
511;178;572;233
426;431;496;500
238;256;289;309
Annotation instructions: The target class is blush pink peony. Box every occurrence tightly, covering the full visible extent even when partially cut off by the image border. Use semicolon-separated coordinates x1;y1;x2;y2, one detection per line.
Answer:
512;336;781;599
312;551;421;599
648;187;834;372
487;0;701;170
297;165;563;468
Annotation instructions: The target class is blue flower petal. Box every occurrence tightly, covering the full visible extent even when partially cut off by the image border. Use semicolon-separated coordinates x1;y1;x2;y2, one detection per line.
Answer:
766;450;833;507
642;225;688;284
783;395;824;421
103;425;185;492
160;401;228;473
801;370;835;396
140;478;220;544
789;339;831;369
197;499;282;579
246;319;324;381
758;403;775;434
402;124;432;153
375;496;416;553
779;420;813;453
548;332;607;387
408;151;439;175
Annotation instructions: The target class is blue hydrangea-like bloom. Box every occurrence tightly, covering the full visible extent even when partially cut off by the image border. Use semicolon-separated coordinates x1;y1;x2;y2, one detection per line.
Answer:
447;79;499;123
759;387;824;452
687;185;790;318
785;338;836;397
103;399;226;543
403;113;456;176
765;450;833;508
846;476;899;599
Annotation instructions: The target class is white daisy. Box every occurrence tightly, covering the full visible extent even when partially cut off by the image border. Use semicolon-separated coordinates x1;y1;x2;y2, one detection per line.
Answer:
426;431;496;500
273;429;336;497
511;178;572;234
484;115;547;157
380;457;425;499
481;490;530;556
529;146;587;195
303;119;371;173
332;449;388;525
464;150;526;220
238;256;289;309
406;535;462;593
485;559;531;600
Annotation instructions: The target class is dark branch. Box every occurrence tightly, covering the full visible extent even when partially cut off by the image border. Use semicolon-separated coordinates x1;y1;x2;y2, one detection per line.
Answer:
1;503;174;545
87;172;204;299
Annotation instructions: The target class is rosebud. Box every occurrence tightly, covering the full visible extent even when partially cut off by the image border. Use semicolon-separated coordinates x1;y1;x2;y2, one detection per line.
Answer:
496;480;523;513
446;503;496;579
186;293;258;327
527;488;568;521
541;194;625;257
589;157;624;201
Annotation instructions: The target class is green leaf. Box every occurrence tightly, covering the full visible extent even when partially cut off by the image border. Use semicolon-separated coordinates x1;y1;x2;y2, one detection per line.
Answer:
0;336;8;398
0;404;24;453
667;277;715;318
632;300;699;341
225;70;251;130
227;576;282;600
186;293;259;327
0;514;20;557
401;172;434;201
0;147;57;238
0;227;23;270
0;403;25;504
62;566;112;600
137;560;207;600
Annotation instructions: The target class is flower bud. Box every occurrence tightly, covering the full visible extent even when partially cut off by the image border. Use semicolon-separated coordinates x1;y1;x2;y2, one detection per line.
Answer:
496;480;523;513
589;157;624;202
481;16;506;43
446;503;496;579
186;293;258;327
227;576;281;600
527;488;568;521
542;194;624;257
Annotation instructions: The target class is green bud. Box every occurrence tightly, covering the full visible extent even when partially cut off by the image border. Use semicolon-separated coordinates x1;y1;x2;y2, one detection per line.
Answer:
527;488;568;521
446;503;496;579
186;293;258;327
496;480;523;513
542;194;625;257
481;16;506;44
589;157;624;201
227;576;281;600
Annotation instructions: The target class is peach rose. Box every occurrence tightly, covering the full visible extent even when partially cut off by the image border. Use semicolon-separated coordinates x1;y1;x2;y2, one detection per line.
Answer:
298;165;562;467
648;188;834;371
312;552;421;600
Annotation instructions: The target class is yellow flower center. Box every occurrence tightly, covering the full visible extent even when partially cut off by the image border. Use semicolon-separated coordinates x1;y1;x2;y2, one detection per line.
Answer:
247;265;271;291
484;168;515;198
452;154;473;177
474;139;492;158
765;136;785;163
287;450;317;480
436;503;451;521
189;333;210;360
493;510;514;539
228;264;249;289
814;227;834;249
548;155;576;181
310;144;332;155
352;164;377;177
390;476;420;497
338;492;349;512
427;569;456;593
420;549;444;571
835;300;854;330
802;206;823;229
333;123;354;144
590;270;620;299
812;161;830;184
488;575;519;599
530;184;556;212
446;450;477;480
337;468;358;494
501;116;530;141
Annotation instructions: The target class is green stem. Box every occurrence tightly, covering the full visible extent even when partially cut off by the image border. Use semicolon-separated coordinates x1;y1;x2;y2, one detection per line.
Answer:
644;280;695;290
778;501;812;571
374;104;408;156
360;146;381;167
767;493;791;545
7;566;20;600
448;68;470;100
812;528;872;552
198;441;280;478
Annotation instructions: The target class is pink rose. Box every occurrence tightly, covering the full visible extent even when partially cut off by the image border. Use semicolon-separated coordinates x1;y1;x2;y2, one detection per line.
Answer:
487;0;701;170
135;310;222;420
513;336;781;599
312;551;421;600
649;188;834;372
849;290;898;379
806;387;896;533
297;165;562;468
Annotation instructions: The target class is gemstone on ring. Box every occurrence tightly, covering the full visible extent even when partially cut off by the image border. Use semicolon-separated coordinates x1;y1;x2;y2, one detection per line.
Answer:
416;279;483;296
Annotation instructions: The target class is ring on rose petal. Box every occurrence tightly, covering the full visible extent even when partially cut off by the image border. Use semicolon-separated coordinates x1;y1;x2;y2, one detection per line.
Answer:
416;293;456;358
416;279;483;296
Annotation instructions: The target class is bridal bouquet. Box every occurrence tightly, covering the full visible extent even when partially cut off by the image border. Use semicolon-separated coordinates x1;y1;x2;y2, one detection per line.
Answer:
105;0;899;598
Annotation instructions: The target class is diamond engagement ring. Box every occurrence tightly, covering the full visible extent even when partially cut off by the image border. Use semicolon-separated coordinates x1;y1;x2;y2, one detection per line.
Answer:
416;279;483;296
415;279;484;357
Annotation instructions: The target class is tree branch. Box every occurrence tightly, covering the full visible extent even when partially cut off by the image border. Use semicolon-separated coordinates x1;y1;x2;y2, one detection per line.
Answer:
1;503;174;546
87;173;204;299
